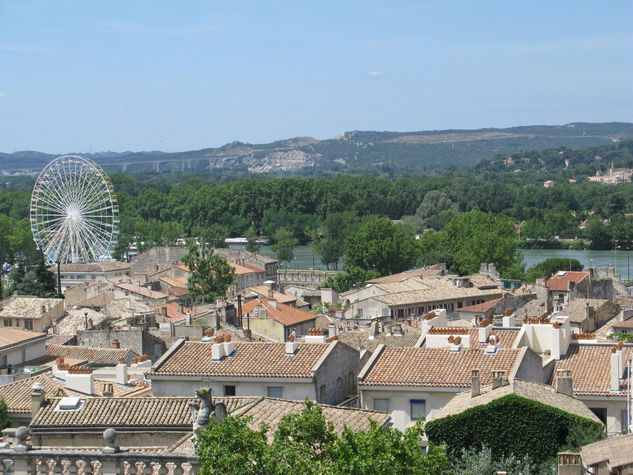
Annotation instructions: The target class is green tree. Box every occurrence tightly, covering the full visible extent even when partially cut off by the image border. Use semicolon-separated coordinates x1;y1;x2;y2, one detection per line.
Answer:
0;398;10;431
584;216;612;250
311;211;357;270
14;253;57;298
245;225;260;253
526;258;584;283
271;227;298;267
344;217;419;276
415;190;458;228
196;223;229;248
445;211;524;278
182;244;236;304
195;400;449;475
319;266;380;294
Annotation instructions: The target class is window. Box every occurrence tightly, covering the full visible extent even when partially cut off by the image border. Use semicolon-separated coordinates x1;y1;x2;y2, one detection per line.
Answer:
590;407;607;425
24;320;33;330
0;355;7;368
3;319;12;327
622;410;630;433
373;399;389;413
224;385;236;396
267;386;283;398
410;399;426;421
319;384;326;402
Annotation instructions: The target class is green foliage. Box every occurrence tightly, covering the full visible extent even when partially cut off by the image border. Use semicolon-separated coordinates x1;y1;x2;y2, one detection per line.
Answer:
195;400;449;475
271;227;298;265
449;445;556;475
12;254;57;298
344;217;419;276
0;398;10;431
609;332;633;343
245;225;260;253
425;393;604;464
415;190;457;229
194;223;229;248
319;266;380;294
526;258;584;282
311;211;358;270
181;244;236;304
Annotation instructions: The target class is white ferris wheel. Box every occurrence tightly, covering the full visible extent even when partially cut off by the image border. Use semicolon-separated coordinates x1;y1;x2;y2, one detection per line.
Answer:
30;155;120;264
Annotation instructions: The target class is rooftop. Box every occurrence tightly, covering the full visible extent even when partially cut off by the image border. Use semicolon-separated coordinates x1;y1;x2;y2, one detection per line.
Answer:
46;344;138;366
373;280;502;307
434;379;601;424
0;373;150;414
0;296;64;319
149;340;333;379
153;302;193;322
337;327;421;352
241;298;316;327
365;265;445;284
582;433;633;469
359;345;524;388
551;344;632;396
0;328;47;349
545;271;590;292
247;286;297;304
50;262;131;273
561;298;616;323
114;282;167;300
458;298;503;314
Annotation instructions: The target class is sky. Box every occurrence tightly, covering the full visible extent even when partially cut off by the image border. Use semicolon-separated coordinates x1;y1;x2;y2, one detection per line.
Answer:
1;0;632;153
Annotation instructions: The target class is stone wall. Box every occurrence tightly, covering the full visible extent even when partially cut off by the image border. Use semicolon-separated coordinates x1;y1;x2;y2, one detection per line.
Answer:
76;329;166;362
313;341;360;404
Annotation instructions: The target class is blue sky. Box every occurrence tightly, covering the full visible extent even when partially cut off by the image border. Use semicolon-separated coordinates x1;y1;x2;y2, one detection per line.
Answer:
1;0;632;153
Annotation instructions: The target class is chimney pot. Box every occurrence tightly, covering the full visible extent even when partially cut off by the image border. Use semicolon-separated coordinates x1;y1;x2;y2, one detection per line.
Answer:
471;369;480;397
31;383;46;420
112;338;120;349
556;369;573;397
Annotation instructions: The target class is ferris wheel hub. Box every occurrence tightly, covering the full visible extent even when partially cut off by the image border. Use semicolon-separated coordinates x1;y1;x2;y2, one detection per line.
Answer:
67;204;81;222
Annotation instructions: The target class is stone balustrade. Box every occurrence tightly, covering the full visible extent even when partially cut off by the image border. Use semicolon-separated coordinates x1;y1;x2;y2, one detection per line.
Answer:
0;449;200;474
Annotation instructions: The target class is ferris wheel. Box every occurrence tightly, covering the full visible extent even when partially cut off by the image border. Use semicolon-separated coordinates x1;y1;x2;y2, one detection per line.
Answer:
30;155;120;264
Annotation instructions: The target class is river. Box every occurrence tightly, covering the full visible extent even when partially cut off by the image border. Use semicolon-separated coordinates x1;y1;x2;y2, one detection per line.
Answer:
229;244;633;278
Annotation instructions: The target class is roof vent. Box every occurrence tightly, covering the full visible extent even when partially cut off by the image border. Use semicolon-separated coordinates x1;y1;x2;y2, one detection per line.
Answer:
56;396;83;411
557;271;567;276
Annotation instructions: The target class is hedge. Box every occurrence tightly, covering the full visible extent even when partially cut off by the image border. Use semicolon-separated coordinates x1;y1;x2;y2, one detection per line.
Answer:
424;393;603;463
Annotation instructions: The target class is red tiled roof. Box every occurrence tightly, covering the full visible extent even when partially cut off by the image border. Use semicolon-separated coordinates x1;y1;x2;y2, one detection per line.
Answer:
150;341;331;378
421;328;519;349
546;271;590;292
360;346;523;388
458;298;503;314
0;328;47;348
551;345;632;396
46;345;137;365
153;302;193;322
241;298;316;327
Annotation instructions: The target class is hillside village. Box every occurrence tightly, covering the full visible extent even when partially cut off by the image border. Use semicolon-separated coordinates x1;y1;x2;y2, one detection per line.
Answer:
1;246;632;473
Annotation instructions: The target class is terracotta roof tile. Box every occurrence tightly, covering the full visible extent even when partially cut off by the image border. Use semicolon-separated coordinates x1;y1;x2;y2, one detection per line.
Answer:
458;298;503;314
114;282;167;299
0;296;64;319
241;298;316;327
420;328;519;349
545;271;590;292
0;328;47;348
46;344;138;366
153;302;193;322
247;286;296;304
434;379;601;423
582;433;633;468
360;346;523;388
150;341;331;378
551;345;632;396
338;328;421;352
0;373;150;414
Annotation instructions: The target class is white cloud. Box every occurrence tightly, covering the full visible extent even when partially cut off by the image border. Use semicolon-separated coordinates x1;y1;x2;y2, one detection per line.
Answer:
0;91;6;97
368;71;383;76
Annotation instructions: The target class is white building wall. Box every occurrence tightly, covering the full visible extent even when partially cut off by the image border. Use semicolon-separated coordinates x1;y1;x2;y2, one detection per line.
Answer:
360;387;461;431
151;378;316;400
4;340;46;366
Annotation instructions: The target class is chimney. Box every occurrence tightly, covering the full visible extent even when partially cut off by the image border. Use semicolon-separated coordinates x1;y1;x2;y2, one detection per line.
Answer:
471;369;480;397
102;382;114;397
492;370;507;389
112;338;120;349
267;286;274;299
610;343;625;392
186;311;192;325
223;333;235;356
268;299;278;310
478;319;492;343
285;333;298;355
65;367;94;395
212;335;226;361
115;359;128;385
369;321;379;339
556;369;573;397
31;382;46;420
41;304;46;315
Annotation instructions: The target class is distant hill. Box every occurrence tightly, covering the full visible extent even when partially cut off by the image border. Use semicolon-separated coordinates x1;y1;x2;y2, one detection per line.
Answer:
2;122;633;175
